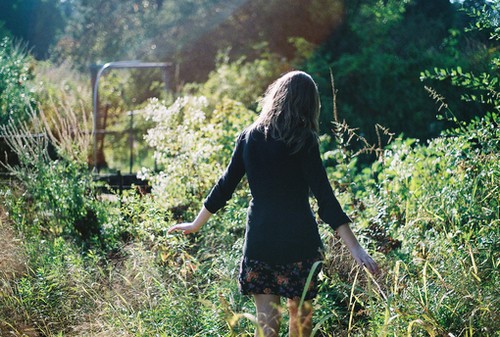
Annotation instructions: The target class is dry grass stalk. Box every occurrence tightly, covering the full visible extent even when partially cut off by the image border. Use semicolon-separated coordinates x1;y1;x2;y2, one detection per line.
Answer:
330;70;394;161
0;98;92;175
71;243;165;337
39;97;93;164
0;207;35;337
0;115;51;173
424;86;449;112
0;206;26;280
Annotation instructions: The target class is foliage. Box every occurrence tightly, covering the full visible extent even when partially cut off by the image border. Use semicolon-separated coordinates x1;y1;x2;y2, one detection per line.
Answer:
52;0;343;83
0;36;37;126
138;95;255;213
2;107;498;336
3;0;494;144
307;5;499;333
4;0;490;145
0;91;123;335
174;0;345;83
361;114;498;335
301;0;491;141
33;60;92;116
420;0;499;124
0;236;99;336
0;0;66;59
0;2;499;335
0;119;94;240
464;0;500;40
52;0;239;70
184;48;290;108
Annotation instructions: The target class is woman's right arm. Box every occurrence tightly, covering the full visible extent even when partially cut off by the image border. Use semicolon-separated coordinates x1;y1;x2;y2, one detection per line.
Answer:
299;136;379;274
299;136;351;230
336;223;379;274
203;133;246;213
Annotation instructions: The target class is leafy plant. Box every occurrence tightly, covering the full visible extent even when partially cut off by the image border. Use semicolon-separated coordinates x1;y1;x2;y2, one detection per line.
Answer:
0;36;37;126
139;95;254;213
184;48;290;108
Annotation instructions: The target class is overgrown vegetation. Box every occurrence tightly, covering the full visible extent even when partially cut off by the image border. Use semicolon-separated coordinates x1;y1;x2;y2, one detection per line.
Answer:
0;37;37;126
0;1;498;336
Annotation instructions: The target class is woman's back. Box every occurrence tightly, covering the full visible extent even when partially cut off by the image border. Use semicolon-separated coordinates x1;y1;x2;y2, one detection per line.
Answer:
243;128;310;206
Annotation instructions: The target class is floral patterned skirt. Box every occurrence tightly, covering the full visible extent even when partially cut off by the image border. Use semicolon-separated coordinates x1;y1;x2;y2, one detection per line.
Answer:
238;254;323;300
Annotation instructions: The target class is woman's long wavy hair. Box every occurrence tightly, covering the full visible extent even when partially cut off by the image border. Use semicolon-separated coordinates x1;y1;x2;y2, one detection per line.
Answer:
250;71;320;153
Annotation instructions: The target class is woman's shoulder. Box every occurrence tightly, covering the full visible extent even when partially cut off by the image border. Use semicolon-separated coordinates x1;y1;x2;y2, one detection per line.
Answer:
303;129;318;144
295;129;319;154
240;125;265;142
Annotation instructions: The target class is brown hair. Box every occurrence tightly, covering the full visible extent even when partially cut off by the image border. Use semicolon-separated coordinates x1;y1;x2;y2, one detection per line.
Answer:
250;71;320;153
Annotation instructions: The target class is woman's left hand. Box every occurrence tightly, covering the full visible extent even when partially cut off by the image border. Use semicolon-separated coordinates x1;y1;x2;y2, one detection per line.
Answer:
167;222;201;235
167;206;213;235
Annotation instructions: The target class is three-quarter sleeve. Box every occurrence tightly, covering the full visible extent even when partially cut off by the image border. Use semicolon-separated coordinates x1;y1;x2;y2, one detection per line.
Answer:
299;136;351;230
204;133;246;213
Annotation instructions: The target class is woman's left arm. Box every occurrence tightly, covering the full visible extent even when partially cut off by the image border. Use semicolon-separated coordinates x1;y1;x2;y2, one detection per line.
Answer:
168;206;213;234
336;223;379;274
168;133;245;236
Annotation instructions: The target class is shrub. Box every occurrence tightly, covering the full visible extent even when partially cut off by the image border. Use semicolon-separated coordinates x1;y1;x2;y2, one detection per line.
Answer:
0;37;37;126
184;49;290;109
0;227;102;336
353;113;499;336
139;95;255;213
1;114;96;239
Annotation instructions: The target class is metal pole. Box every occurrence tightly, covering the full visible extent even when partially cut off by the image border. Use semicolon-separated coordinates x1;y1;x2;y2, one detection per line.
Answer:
91;61;172;172
129;111;134;175
90;64;101;173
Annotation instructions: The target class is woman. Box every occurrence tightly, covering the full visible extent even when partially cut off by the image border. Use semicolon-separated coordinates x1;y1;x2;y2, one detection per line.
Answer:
168;71;379;337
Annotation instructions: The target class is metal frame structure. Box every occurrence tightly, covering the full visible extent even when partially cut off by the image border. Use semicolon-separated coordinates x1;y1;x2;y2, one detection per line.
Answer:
91;61;171;172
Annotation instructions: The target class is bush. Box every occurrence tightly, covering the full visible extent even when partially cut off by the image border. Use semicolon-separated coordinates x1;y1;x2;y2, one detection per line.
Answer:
0;37;37;125
342;113;499;336
184;49;291;108
138;95;255;213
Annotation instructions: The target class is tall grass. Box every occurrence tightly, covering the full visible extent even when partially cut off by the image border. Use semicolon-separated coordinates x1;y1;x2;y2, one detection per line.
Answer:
0;80;498;336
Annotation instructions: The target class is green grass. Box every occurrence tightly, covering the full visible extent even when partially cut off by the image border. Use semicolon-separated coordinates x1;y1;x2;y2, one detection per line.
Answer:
0;102;498;336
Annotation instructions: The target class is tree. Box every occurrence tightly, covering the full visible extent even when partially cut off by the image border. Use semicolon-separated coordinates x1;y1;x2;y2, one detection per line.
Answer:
0;0;65;59
53;0;238;70
301;0;487;141
174;0;344;83
421;0;499;124
53;0;345;84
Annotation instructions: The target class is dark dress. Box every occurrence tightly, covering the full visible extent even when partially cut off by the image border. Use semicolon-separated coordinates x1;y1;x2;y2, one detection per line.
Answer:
204;127;351;299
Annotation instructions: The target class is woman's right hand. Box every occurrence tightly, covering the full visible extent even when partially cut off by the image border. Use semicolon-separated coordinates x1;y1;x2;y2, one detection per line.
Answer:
335;223;380;275
349;245;379;275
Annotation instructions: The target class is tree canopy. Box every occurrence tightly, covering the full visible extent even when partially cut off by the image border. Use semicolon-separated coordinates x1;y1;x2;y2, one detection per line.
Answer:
1;0;496;141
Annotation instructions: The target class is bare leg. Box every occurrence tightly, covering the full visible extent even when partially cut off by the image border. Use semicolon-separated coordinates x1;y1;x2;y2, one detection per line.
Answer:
287;298;313;337
254;294;281;337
